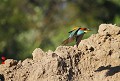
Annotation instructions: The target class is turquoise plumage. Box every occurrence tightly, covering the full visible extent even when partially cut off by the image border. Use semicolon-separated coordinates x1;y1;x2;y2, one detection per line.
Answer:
77;30;84;36
69;29;78;38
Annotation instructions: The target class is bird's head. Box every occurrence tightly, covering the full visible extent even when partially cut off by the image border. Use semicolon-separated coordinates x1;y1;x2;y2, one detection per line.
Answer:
79;28;91;33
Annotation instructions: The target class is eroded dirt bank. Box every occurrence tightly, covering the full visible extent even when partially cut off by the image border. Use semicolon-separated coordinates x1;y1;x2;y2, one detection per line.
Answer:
0;24;120;81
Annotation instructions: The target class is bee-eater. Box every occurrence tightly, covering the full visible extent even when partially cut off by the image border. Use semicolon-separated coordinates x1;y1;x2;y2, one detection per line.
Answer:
62;27;90;47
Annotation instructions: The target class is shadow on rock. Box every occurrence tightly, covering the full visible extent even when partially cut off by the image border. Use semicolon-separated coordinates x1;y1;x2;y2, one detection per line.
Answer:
95;65;120;76
0;74;5;81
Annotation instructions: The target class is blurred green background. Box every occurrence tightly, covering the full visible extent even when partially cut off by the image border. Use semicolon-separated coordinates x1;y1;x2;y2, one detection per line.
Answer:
0;0;120;60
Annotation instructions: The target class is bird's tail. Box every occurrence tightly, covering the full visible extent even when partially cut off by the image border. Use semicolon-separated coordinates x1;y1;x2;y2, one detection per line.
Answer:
62;38;69;45
61;37;74;45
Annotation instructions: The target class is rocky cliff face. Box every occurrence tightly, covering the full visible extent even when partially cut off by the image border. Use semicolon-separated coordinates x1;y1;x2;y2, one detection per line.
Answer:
0;24;120;81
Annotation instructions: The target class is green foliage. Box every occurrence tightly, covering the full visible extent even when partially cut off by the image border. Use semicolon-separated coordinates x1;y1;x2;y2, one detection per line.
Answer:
0;0;120;60
114;15;120;26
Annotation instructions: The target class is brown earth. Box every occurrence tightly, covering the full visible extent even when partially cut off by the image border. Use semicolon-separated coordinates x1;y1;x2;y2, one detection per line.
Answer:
0;24;120;81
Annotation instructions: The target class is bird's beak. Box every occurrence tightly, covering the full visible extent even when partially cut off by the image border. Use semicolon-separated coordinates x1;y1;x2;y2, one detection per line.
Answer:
84;29;91;33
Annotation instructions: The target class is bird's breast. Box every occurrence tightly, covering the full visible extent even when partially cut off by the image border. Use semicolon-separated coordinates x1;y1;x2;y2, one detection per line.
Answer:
77;30;84;36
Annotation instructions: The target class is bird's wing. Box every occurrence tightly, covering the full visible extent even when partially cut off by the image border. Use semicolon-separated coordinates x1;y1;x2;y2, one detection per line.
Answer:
62;37;75;45
76;34;84;47
62;28;80;45
68;29;76;33
68;27;80;33
68;30;73;33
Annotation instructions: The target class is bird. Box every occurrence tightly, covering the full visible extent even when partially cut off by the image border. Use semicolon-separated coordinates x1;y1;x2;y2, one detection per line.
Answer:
62;27;90;47
1;56;6;64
